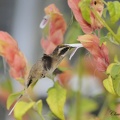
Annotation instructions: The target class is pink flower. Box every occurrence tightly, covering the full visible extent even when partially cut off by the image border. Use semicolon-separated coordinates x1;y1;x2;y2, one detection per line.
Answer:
40;4;67;54
0;31;27;79
41;30;63;54
90;0;104;30
78;34;109;72
68;0;104;33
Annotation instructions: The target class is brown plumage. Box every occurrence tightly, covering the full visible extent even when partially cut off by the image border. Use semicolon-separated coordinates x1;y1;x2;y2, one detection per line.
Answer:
26;44;73;88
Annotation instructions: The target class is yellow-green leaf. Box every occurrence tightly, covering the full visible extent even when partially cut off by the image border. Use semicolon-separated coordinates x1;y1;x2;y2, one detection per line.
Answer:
114;55;119;63
46;82;66;120
100;36;108;46
103;76;116;95
103;8;107;18
65;21;82;44
7;91;23;110
106;63;116;74
78;0;91;24
80;98;98;113
17;78;25;85
111;64;120;78
14;101;35;120
107;1;120;23
112;75;120;96
34;100;43;115
117;27;120;36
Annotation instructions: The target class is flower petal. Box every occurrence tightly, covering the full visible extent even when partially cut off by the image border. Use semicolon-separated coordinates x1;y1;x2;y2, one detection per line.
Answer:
68;0;104;33
40;15;50;29
0;31;27;79
68;0;93;33
40;4;67;54
78;34;109;72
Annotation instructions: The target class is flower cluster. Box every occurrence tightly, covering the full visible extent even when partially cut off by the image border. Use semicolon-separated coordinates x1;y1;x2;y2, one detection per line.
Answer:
0;31;27;80
78;34;109;72
39;1;109;85
40;4;67;54
68;0;104;33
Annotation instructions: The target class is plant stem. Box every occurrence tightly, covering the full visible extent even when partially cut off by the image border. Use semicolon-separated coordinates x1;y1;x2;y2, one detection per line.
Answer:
102;0;108;6
39;113;45;120
75;64;83;120
91;8;120;44
75;91;81;120
33;107;45;120
98;93;109;119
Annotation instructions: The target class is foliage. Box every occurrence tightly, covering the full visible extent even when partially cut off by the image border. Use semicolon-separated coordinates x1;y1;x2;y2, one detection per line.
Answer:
78;0;91;24
0;0;120;120
46;82;66;120
14;101;35;120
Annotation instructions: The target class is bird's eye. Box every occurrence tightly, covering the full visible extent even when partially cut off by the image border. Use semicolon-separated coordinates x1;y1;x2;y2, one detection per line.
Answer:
94;0;97;5
59;47;69;56
41;74;45;78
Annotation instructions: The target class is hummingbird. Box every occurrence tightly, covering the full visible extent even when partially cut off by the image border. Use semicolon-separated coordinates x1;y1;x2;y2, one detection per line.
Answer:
8;44;74;115
8;43;82;115
26;44;74;88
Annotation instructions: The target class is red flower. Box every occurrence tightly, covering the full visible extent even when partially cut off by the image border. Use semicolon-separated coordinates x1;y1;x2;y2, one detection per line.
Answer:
68;0;104;33
0;31;27;79
78;34;109;72
40;4;67;54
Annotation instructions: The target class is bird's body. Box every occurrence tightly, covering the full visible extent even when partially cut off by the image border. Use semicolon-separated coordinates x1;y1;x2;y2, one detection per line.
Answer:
26;44;73;88
8;44;78;115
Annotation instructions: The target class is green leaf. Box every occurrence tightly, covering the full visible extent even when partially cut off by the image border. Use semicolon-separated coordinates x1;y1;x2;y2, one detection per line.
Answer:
17;78;25;85
105;116;120;120
111;64;120;78
107;1;120;23
107;27;120;44
116;27;120;39
14;101;35;120
106;63;116;75
117;27;120;35
65;21;82;44
80;98;98;113
107;32;119;45
78;0;91;24
100;36;108;46
46;82;66;120
103;8;108;18
106;62;120;96
34;100;43;115
7;91;23;110
103;76;116;95
112;75;120;96
114;55;119;63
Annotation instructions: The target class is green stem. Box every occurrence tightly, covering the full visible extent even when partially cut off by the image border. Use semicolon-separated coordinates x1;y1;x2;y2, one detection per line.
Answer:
38;113;45;120
75;64;83;120
98;93;109;119
75;91;81;120
33;107;45;120
91;8;120;44
102;0;107;6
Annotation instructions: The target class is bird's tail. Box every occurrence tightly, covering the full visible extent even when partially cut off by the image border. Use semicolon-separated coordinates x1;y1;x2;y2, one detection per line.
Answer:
8;79;35;115
8;94;23;115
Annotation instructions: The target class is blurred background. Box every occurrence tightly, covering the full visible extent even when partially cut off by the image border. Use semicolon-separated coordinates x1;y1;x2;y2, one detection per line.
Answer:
0;0;120;120
0;0;71;120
